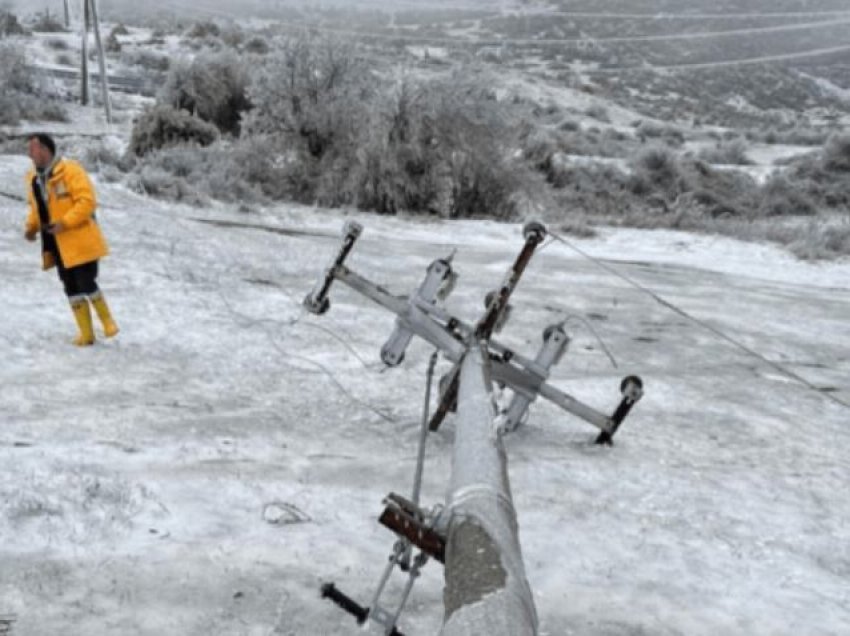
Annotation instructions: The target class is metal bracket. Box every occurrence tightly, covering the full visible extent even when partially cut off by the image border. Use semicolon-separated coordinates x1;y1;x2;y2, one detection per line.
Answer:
502;324;570;432
381;257;455;367
303;220;362;315
595;376;644;445
379;492;447;564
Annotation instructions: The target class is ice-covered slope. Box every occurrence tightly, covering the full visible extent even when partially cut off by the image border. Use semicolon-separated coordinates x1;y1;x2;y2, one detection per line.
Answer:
1;155;848;635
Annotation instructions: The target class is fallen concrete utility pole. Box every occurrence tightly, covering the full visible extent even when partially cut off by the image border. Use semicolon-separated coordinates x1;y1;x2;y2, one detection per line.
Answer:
305;221;643;635
441;342;537;636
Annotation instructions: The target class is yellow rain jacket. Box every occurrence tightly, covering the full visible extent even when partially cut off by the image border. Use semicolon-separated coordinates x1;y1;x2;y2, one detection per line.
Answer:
25;158;109;270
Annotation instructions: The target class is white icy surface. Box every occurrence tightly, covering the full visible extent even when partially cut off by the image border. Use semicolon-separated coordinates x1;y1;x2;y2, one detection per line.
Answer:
1;154;849;635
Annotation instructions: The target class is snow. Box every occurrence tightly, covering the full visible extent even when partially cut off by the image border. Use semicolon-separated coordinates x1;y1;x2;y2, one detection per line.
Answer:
2;148;850;636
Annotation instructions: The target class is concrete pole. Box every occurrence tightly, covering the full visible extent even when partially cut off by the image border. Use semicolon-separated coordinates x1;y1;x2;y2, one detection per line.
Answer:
441;343;538;636
63;0;70;28
80;0;90;106
88;0;112;123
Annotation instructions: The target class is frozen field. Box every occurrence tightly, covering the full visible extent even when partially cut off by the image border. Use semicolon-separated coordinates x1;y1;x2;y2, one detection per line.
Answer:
1;154;849;635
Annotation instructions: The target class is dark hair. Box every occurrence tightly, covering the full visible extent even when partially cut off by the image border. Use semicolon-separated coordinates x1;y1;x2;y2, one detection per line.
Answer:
28;132;56;156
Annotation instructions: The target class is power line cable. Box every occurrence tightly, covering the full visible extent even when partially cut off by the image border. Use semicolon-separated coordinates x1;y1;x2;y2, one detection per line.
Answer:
104;188;398;423
500;9;850;19
588;43;850;72
547;230;850;411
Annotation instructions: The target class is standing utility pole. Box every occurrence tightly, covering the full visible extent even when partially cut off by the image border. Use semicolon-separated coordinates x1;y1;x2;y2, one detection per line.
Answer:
88;0;112;123
63;0;71;28
79;0;112;123
80;0;90;106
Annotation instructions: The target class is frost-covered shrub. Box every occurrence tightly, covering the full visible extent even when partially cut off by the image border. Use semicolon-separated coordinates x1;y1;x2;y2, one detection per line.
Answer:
630;146;679;194
129;104;219;157
625;146;761;218
219;25;245;49
248;45;528;218
698;138;753;166
185;21;220;39
0;44;36;93
822;133;850;173
85;144;134;174
0;11;26;36
748;125;830;146
769;134;850;212
0;44;67;125
243;36;270;55
634;120;685;146
758;175;816;217
127;138;291;204
46;37;69;50
127;164;208;206
159;51;251;135
121;49;170;72
105;32;121;53
246;39;373;158
30;10;65;33
585;104;610;123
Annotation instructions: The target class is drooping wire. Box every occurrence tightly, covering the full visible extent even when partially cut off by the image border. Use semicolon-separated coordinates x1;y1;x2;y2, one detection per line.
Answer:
547;229;850;410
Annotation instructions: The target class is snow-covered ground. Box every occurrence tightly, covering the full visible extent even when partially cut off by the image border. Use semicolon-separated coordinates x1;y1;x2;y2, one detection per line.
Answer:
1;147;849;636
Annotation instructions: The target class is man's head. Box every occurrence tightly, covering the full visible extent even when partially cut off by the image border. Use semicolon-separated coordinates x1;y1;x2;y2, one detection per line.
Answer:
27;133;56;170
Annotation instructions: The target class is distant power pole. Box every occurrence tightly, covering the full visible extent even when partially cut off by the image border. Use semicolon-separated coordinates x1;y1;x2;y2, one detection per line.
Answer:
80;0;90;106
79;0;112;124
89;0;112;123
63;0;70;28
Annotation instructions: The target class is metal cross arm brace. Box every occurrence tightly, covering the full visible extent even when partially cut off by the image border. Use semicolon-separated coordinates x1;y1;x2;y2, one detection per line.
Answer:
379;492;447;564
320;583;405;636
422;222;549;432
405;302;644;440
303;221;644;443
321;531;429;636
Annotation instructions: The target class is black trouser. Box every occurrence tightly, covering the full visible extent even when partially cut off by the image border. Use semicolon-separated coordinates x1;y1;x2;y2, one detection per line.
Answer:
56;256;99;298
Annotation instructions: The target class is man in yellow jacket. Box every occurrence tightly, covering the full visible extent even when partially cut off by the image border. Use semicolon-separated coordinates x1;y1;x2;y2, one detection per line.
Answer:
24;133;119;346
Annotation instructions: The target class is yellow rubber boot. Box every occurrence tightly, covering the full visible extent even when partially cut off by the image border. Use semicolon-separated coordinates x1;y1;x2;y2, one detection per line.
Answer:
90;291;119;338
70;297;95;346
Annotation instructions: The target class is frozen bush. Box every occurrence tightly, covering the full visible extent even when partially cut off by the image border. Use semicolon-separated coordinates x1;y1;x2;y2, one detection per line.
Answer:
0;11;26;36
630;146;679;193
105;32;121;53
185;21;220;39
748;125;830;146
30;10;65;33
758;175;817;217
635;120;685;146
822;134;850;173
585;104;610;123
698;138;753;166
246;38;374;158
85;144;134;174
129;104;220;157
46;37;69;50
243;36;270;55
0;44;67;125
121;50;170;72
160;51;251;135
127;164;207;206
